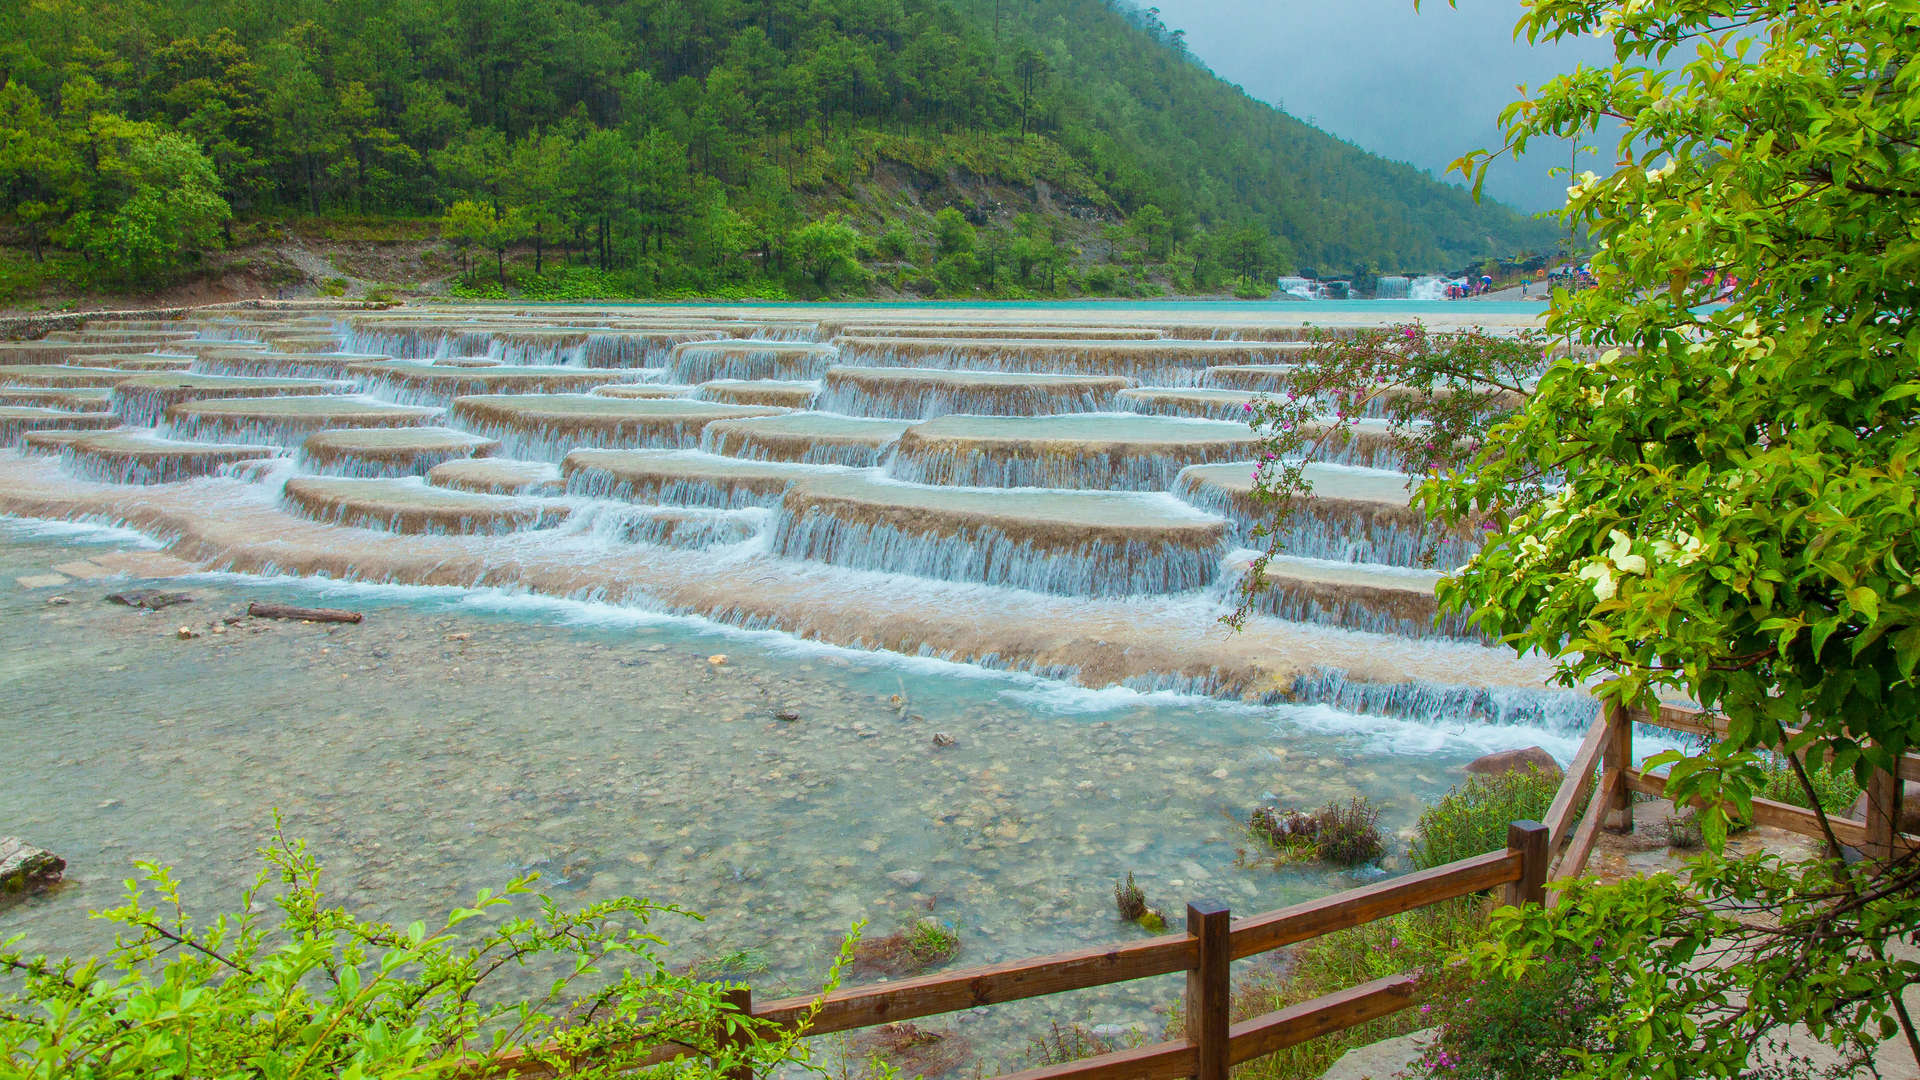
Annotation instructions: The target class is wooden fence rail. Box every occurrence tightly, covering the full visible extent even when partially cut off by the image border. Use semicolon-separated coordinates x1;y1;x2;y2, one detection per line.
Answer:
466;823;1547;1080
1547;699;1920;895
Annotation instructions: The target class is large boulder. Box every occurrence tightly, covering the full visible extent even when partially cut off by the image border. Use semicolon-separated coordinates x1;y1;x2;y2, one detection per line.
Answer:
1464;746;1564;784
0;837;64;896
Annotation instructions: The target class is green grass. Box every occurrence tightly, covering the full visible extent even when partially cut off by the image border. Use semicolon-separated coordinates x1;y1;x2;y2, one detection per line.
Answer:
1219;901;1491;1080
1410;767;1563;871
1753;754;1863;815
903;921;958;967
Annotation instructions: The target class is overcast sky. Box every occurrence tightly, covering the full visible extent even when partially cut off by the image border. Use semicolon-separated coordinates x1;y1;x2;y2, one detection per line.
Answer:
1147;0;1618;212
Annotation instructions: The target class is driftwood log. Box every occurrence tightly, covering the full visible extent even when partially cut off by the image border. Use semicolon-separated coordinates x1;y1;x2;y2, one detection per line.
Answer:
0;837;64;896
247;602;363;624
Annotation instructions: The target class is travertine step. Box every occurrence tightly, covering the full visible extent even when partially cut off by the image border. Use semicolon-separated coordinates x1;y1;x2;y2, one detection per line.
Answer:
0;365;139;388
347;360;630;405
699;413;909;467
830;336;1310;380
1175;462;1479;568
21;427;126;456
816;365;1131;419
694;380;819;408
281;476;570;535
667;339;836;382
562;449;847;509
426;458;564;495
0;387;112;412
299;427;500;477
592;383;692;399
445;395;787;461
164;397;440;447
1239;556;1478;640
770;473;1229;596
62;432;279;484
192;351;391;379
1116;387;1263;420
109;372;345;425
887;414;1261;490
1201;365;1302;392
0;407;123;445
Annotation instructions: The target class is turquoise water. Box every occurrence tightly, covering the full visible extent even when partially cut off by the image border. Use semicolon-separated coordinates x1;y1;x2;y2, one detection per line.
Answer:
470;298;1549;318
0;518;1497;1069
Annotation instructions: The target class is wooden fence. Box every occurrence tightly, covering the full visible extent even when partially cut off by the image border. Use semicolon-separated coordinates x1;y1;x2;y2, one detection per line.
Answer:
473;822;1549;1080
1543;699;1920;897
471;696;1916;1079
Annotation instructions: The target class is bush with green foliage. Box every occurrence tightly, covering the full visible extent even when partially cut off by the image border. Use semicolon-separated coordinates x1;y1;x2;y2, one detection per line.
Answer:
1410;768;1562;871
1224;901;1490;1080
1416;938;1624;1080
1248;798;1386;867
0;827;849;1078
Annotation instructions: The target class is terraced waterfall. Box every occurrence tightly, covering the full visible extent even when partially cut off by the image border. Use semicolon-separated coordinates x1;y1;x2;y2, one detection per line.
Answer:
0;303;1591;736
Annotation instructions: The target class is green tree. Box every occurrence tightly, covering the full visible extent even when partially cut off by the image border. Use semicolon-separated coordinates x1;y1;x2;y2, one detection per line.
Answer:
786;215;863;295
934;207;975;257
1129;202;1170;262
0;80;72;260
1247;0;1920;1074
58;123;231;286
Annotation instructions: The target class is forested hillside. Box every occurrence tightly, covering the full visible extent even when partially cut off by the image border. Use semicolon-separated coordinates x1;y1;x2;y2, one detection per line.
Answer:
0;0;1557;300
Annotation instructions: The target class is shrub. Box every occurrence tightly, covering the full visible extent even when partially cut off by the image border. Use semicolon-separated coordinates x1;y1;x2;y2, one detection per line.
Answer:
1225;900;1490;1080
1411;767;1561;870
1114;872;1148;921
318;275;349;297
1233;281;1273;299
1753;754;1863;815
1313;798;1386;865
904;920;959;966
1024;1021;1118;1068
1249;798;1386;866
0;826;846;1078
1415;940;1624;1080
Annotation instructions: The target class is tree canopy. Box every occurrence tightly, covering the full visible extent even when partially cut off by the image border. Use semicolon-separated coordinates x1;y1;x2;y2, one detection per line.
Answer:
0;0;1555;291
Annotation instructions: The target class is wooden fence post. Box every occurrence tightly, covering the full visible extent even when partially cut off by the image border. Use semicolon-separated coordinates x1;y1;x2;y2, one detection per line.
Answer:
718;986;754;1080
1601;703;1635;832
1502;821;1549;908
1186;900;1231;1080
1864;763;1903;862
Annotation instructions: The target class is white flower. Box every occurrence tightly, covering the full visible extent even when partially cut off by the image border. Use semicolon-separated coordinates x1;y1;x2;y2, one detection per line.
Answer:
1607;530;1648;575
1578;561;1618;600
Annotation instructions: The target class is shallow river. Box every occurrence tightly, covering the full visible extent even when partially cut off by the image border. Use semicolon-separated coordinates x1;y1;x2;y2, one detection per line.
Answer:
0;517;1517;1068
